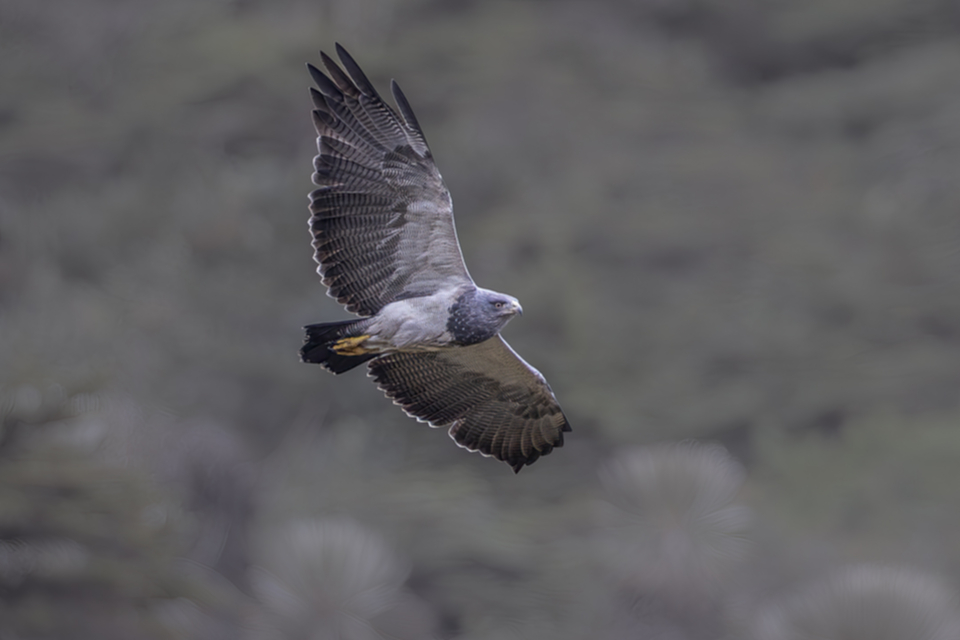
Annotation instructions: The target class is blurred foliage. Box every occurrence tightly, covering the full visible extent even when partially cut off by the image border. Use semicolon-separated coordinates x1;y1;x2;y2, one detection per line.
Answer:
753;416;960;567
2;0;960;637
0;384;234;638
750;565;960;640
248;517;435;639
598;443;751;604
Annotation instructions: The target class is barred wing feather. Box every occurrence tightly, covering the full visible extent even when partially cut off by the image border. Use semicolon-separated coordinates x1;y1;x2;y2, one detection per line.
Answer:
308;44;473;317
369;336;571;472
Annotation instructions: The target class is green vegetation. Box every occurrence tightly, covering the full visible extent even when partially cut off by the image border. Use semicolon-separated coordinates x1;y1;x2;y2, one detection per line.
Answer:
2;0;959;636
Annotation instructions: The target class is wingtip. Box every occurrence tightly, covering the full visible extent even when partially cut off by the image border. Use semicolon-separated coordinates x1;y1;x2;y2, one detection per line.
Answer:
509;449;544;473
309;86;326;110
334;43;356;70
307;62;343;100
319;50;339;73
310;109;329;133
390;79;425;136
334;44;378;97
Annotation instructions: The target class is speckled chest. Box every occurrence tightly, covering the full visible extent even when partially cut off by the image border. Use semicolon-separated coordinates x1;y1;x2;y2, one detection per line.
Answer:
446;289;499;346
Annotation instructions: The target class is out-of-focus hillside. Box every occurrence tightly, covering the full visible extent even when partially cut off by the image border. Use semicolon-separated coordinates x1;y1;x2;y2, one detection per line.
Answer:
2;0;960;637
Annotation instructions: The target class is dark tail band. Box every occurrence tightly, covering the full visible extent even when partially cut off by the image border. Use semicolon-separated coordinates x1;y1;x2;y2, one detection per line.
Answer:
300;320;376;374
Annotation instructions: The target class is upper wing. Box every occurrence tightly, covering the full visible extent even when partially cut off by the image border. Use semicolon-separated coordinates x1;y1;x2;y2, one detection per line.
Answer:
308;45;473;317
368;336;571;472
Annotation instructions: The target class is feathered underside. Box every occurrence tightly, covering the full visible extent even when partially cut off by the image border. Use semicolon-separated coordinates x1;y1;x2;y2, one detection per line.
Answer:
368;336;571;472
308;44;473;317
303;46;572;472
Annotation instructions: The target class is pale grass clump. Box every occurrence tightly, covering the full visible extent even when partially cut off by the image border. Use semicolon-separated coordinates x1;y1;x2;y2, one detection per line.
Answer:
249;517;412;640
753;565;960;640
598;442;752;605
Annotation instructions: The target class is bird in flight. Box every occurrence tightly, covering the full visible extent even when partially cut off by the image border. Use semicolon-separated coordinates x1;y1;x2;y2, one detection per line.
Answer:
300;45;570;472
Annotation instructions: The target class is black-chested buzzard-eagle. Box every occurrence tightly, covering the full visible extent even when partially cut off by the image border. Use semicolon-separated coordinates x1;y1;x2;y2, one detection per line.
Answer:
299;45;571;472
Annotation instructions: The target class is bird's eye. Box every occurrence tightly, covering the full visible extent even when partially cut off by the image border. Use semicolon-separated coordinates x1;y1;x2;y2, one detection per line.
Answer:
494;302;503;308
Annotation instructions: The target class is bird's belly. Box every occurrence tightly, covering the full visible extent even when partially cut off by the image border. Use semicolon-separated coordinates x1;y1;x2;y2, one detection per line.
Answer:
370;294;457;350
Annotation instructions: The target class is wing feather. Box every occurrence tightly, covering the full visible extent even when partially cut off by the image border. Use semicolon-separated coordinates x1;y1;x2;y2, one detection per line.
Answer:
307;46;472;316
390;80;425;137
368;336;571;472
320;51;362;99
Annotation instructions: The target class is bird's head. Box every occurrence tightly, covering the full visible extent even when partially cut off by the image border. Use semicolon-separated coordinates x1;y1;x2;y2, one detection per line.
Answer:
447;288;523;346
477;289;522;332
491;294;523;318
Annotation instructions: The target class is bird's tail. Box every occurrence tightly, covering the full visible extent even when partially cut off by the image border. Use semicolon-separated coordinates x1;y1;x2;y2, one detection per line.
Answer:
300;319;377;374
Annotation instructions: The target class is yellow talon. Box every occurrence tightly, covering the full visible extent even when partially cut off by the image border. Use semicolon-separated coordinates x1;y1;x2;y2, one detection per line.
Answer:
332;335;370;356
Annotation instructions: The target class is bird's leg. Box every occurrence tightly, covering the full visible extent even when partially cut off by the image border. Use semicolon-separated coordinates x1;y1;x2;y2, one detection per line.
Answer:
331;335;371;356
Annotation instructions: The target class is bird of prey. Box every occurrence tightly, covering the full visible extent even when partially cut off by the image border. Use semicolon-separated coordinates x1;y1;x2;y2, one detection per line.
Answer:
299;45;570;472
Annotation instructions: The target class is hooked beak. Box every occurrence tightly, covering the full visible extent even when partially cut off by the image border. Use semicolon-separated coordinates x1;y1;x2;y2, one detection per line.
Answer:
510;300;523;316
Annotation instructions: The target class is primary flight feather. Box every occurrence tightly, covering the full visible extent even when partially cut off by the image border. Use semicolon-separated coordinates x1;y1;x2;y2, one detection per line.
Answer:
300;44;571;472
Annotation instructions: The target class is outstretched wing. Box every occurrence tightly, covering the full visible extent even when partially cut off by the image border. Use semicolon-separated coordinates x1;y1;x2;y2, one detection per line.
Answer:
308;44;473;317
368;336;572;472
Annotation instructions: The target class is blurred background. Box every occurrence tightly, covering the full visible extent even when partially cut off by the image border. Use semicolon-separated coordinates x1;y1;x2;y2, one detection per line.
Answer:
2;0;960;638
